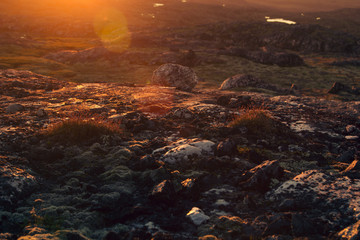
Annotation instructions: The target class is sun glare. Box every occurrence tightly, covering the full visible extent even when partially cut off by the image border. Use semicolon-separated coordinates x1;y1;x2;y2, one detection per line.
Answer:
94;8;131;53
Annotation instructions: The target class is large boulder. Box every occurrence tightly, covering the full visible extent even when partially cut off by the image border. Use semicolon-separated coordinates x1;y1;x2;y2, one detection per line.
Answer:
151;63;198;91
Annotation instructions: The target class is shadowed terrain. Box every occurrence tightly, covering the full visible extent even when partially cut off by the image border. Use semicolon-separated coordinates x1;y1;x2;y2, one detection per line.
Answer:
1;0;360;239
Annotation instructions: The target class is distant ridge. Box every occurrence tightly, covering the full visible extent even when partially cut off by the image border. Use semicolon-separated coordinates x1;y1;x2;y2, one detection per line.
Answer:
244;0;360;12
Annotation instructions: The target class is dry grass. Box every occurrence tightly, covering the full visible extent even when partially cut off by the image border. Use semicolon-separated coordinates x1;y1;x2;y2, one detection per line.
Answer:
229;105;279;136
42;116;122;145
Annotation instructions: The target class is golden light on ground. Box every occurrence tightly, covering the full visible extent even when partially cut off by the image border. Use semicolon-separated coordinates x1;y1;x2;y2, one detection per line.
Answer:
94;8;131;53
131;87;175;116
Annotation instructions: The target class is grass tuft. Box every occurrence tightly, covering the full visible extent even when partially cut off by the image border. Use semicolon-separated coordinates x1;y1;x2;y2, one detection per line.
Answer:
229;105;280;136
42;116;122;145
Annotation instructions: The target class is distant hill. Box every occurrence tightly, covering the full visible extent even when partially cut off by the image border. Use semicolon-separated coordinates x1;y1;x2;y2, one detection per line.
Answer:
244;0;360;12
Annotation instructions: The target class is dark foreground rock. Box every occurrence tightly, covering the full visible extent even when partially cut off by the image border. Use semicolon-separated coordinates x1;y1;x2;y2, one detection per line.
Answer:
1;69;360;239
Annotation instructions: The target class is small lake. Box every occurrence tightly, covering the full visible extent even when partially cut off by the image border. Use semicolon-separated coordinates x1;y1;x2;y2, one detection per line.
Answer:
265;16;296;25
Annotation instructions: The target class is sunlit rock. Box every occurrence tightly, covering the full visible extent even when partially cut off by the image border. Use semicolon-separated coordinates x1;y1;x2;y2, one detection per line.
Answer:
23;226;48;236
346;125;357;133
268;170;360;219
342;160;360;179
216;215;248;232
345;136;359;140
187;103;227;115
153;139;215;164
151;63;198;91
186;207;210;225
150;180;176;204
18;233;58;240
337;219;360;240
198;236;219;240
240;160;284;191
0;159;37;210
289;120;315;133
214;199;230;207
18;230;91;240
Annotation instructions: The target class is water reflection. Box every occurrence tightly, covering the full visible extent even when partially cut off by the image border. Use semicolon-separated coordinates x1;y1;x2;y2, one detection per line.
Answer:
266;17;296;25
153;3;164;7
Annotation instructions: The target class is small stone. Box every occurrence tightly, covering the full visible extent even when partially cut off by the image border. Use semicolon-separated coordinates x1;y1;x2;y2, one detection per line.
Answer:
345;136;359;140
5;103;24;113
346;125;357;133
240;160;284;191
186;207;210;226
36;109;47;117
150;180;176;204
214;199;230;206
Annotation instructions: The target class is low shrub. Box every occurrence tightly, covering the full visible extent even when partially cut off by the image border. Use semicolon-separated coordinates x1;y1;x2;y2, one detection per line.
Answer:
228;105;296;141
229;106;276;135
42;116;122;145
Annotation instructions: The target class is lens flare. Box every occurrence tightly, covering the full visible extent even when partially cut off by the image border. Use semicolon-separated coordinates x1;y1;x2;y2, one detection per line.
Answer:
94;8;131;53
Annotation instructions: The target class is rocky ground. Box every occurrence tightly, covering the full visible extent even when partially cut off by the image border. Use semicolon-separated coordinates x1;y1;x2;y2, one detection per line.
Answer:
1;68;360;240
